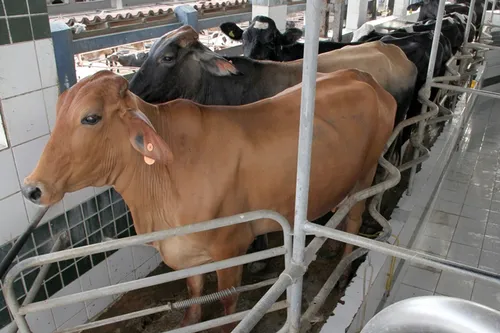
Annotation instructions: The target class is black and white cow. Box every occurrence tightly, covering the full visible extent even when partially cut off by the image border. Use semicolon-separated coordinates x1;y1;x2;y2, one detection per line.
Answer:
219;16;363;61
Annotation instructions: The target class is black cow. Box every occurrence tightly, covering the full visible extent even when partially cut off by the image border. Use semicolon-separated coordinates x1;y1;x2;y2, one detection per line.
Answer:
408;0;486;36
365;31;450;156
219;15;362;61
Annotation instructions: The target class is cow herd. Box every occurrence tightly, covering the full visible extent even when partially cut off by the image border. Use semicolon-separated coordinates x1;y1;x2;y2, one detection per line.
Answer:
22;2;484;332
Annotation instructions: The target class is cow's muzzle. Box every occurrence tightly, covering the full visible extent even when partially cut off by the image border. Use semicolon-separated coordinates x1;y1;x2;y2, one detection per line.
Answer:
21;184;43;205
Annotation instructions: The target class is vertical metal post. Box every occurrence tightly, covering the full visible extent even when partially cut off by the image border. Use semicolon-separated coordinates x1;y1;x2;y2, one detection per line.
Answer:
289;0;323;331
331;0;344;41
489;0;498;25
464;0;478;45
407;0;447;195
480;0;490;38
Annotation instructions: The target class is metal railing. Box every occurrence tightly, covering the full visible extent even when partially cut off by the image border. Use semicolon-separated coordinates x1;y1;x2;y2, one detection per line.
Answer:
3;211;292;333
4;0;500;332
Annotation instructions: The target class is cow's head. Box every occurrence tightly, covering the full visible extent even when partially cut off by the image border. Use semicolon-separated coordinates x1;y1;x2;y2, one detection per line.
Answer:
22;70;173;206
128;25;240;104
220;16;303;61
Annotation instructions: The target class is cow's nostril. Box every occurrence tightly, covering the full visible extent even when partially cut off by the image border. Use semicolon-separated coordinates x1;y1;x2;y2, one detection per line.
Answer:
30;187;42;201
21;185;43;204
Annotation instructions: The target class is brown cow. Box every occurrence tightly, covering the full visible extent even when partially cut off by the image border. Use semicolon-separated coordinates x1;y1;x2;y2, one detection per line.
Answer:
22;69;396;331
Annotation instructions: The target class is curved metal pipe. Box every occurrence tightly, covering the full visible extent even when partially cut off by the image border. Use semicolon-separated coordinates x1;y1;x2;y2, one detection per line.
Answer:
360;296;500;333
0;207;48;280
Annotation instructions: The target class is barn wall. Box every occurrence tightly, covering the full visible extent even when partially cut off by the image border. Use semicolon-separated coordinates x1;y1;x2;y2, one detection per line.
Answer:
0;1;159;331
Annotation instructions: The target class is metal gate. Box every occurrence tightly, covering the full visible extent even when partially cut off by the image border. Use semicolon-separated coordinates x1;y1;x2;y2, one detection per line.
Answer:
3;0;500;332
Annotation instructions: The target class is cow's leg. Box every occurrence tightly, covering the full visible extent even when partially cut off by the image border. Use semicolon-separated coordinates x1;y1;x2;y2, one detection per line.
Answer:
247;234;269;273
215;264;244;332
338;164;378;289
181;274;205;327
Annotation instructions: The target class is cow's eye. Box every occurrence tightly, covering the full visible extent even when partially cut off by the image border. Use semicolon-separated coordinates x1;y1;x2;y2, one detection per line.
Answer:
81;115;102;125
161;55;174;62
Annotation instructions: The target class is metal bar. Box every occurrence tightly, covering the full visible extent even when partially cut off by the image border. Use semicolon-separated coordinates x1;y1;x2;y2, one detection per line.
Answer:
431;82;500;99
234;264;307;333
72;22;183;54
18;248;285;315
198;13;251;30
464;0;478;45
481;0;491;37
4;210;291;331
407;0;448;195
489;0;499;26
166;300;288;333
0;207;48;280
288;0;324;330
303;222;500;286
235;154;402;333
299;166;397;333
465;42;500;50
4;210;290;275
3;232;68;333
56;278;279;333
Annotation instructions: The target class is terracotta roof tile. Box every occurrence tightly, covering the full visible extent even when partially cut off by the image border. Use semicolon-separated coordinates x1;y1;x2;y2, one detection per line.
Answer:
50;0;251;32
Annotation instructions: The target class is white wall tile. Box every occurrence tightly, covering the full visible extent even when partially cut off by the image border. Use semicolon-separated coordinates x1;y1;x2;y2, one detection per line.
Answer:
0;42;42;99
85;295;114;320
0;148;20;199
56;309;88;330
24;197;64;224
12;134;49;183
94;186;111;196
2;90;50;146
0;192;29;242
131;245;157;270
135;252;160;279
0;116;7;149
63;187;97;211
35;39;58;88
107;248;134;285
25;308;56;333
42;85;59;132
51;278;85;328
80;259;110;291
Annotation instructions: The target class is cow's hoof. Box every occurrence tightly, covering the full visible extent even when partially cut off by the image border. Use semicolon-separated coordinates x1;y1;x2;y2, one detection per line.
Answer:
337;270;352;290
248;261;267;274
180;306;201;327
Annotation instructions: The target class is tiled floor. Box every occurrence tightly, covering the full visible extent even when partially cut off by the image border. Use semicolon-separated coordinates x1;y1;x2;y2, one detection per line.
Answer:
387;95;500;311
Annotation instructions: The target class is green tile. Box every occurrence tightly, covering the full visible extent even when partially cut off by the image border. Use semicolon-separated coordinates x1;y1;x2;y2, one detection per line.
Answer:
28;0;47;14
8;17;32;43
31;14;50;40
0;2;5;17
4;0;28;15
0;19;8;44
0;308;12;330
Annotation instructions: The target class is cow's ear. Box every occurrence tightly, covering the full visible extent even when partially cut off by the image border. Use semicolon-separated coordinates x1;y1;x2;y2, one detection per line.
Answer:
194;46;241;76
122;109;174;165
282;28;303;45
220;22;243;41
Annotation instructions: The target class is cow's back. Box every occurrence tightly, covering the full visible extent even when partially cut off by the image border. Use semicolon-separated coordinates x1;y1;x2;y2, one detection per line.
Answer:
315;41;417;102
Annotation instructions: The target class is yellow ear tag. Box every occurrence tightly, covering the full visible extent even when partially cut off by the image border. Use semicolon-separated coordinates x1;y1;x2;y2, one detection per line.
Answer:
229;30;235;38
144;156;155;165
